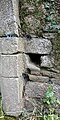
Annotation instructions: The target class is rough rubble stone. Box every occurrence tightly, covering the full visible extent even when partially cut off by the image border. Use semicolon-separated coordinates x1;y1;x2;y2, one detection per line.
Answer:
42;33;55;39
51;78;60;85
24;99;34;112
51;36;60;71
1;77;24;116
25;82;60;99
41;56;53;68
20;0;44;35
40;69;60;78
25;38;52;54
28;74;49;83
1;54;25;77
31;70;40;75
0;0;20;36
1;37;24;54
0;39;2;53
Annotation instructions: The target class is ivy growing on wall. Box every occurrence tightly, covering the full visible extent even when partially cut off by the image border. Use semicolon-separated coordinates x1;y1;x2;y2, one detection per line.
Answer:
44;0;60;34
19;0;60;36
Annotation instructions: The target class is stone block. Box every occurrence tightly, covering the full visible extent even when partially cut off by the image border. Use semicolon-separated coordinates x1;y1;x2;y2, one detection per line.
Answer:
0;0;20;36
1;54;25;77
0;54;2;75
25;82;48;98
28;74;49;83
51;78;60;85
0;39;2;53
25;82;60;99
1;37;24;54
0;77;1;94
41;56;53;68
0;54;2;93
25;38;52;54
24;99;34;112
1;77;24;116
31;70;40;75
40;69;60;78
42;33;55;39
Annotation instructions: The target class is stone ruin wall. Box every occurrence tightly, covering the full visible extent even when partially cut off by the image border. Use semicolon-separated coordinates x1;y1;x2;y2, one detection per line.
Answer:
0;0;60;117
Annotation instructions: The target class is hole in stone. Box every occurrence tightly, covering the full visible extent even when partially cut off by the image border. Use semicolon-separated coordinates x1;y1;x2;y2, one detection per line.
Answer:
27;68;31;74
22;73;29;81
0;92;1;96
28;53;41;67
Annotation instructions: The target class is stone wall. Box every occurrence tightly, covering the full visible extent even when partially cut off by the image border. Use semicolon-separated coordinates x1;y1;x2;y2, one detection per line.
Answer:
19;0;60;113
0;0;60;117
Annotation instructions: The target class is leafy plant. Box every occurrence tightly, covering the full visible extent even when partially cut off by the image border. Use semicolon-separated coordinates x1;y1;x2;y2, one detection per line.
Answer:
19;85;60;120
42;85;60;115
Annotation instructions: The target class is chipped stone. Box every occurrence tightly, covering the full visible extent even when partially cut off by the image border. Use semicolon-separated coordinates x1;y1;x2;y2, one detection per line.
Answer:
28;74;49;83
40;69;60;78
41;56;53;68
25;38;52;54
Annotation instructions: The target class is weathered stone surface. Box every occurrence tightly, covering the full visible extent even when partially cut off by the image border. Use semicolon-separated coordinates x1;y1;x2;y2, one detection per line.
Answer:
0;39;1;53
40;68;60;78
0;0;20;36
1;77;24;116
0;54;2;93
1;37;24;54
25;38;52;54
0;78;1;94
41;56;53;68
42;33;55;39
51;78;60;85
31;70;40;75
28;74;49;83
25;82;48;98
1;54;25;77
24;99;34;112
51;36;60;71
25;82;60;99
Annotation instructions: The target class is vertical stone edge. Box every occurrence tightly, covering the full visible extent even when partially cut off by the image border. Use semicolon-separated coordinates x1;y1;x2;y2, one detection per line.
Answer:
1;77;24;116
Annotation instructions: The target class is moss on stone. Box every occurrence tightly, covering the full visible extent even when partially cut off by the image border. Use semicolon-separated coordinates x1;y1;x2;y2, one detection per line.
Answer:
19;0;45;36
51;35;60;70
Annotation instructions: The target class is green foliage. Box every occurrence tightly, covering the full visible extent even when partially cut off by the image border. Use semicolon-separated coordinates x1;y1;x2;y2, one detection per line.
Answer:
0;96;15;120
19;85;60;120
0;86;60;120
44;0;60;34
42;85;60;115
